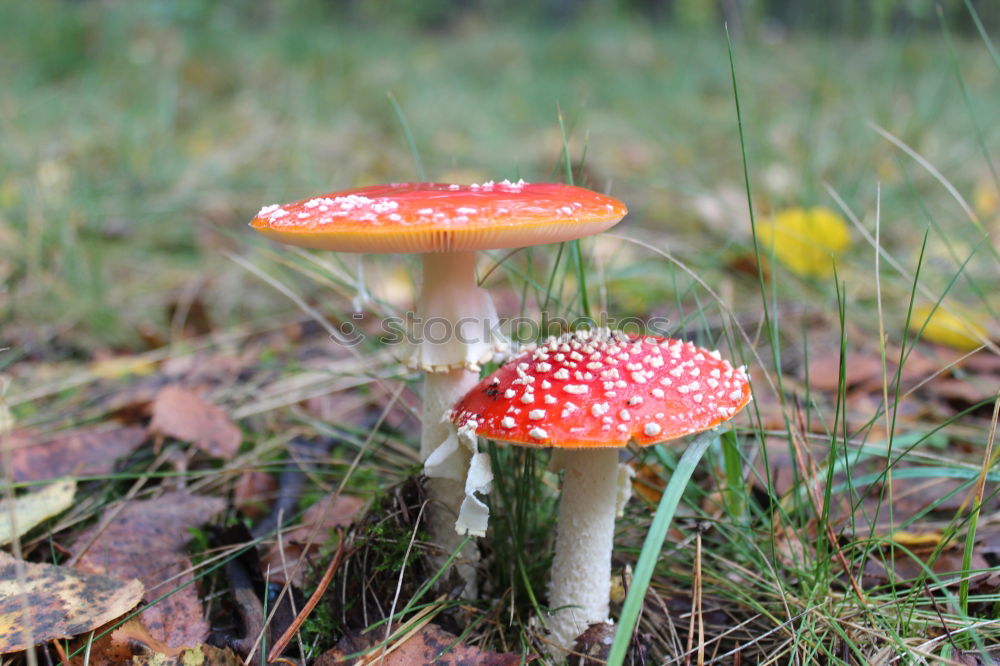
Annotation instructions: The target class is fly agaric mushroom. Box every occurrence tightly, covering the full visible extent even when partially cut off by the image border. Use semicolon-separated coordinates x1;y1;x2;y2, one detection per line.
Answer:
250;181;627;594
450;328;751;654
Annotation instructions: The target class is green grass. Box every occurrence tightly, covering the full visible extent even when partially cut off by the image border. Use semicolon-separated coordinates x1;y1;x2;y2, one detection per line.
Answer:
3;1;1000;664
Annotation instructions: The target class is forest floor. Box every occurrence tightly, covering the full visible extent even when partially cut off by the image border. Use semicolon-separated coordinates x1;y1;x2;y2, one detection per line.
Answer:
2;2;1000;664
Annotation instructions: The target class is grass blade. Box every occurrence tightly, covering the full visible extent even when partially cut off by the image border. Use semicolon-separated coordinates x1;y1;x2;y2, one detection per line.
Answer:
608;430;717;666
386;90;426;181
964;0;1000;74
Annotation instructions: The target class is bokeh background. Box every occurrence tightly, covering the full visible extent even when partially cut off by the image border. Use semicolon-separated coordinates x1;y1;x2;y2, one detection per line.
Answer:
2;0;998;357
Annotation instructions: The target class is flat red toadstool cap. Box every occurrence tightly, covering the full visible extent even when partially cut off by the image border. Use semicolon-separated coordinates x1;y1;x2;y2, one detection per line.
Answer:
249;180;627;253
451;328;751;448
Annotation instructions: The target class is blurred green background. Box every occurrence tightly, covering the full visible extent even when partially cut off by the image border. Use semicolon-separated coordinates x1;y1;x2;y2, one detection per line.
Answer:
1;0;997;358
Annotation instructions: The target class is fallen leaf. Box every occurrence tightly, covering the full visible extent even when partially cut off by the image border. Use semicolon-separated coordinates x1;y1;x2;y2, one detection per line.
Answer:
757;206;851;279
261;493;365;586
890;530;943;548
928;376;995;409
133;643;242;666
805;353;885;393
232;470;277;519
71;492;225;648
911;304;990;352
0;551;143;653
2;425;147;483
149;385;241;458
69;618;181;664
160;353;247;387
973;178;999;219
632;461;666;504
862;542;992;590
90;355;159;380
572;622;616;663
72;617;242;666
316;623;526;665
0;480;75;545
952;649;1000;666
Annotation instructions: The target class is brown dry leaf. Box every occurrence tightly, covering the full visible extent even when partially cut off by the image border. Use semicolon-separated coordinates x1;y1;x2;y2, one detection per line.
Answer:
149;385;241;458
772;518;814;570
73;617;242;666
133;644;242;666
232;470;277;519
853;474;999;535
632;461;666;503
71;492;225;649
862;542;992;589
929;376;996;409
952;650;1000;666
261;493;365;586
316;623;526;665
806;353;884;393
302;390;370;426
2;425;146;483
159;353;248;387
0;551;143;653
69;618;181;664
571;622;616;663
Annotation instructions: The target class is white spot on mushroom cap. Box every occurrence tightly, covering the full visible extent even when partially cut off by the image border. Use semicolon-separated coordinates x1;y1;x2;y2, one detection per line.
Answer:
529;427;548;440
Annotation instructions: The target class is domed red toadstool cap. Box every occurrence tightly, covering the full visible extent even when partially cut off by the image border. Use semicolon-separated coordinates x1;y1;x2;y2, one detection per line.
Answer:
249;180;627;253
451;329;751;448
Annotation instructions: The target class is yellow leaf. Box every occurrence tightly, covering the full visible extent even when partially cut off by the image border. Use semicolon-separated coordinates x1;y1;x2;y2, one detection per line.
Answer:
0;552;143;652
973;180;998;219
90;355;158;380
0;480;76;546
911;304;989;351
890;529;942;547
758;206;851;278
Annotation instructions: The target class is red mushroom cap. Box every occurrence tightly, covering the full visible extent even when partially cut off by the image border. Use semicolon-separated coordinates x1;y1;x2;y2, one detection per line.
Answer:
451;329;751;448
249;181;628;253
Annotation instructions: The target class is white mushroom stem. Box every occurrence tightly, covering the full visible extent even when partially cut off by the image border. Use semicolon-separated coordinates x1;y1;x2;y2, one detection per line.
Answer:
546;447;620;655
414;252;506;597
420;370;481;595
411;252;502;374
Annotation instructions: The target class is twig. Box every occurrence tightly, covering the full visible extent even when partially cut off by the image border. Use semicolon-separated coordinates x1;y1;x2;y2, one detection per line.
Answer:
923;579;959;655
266;528;350;662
